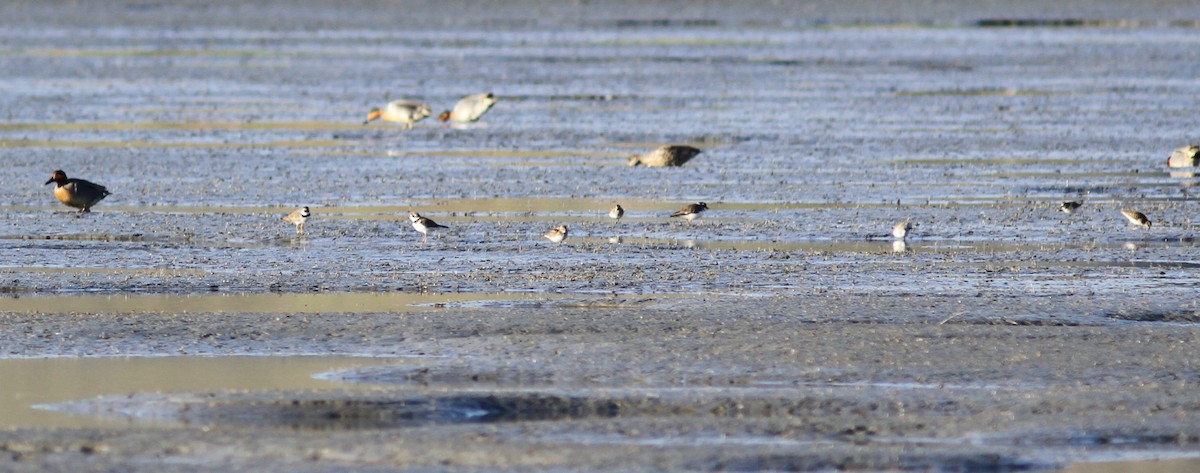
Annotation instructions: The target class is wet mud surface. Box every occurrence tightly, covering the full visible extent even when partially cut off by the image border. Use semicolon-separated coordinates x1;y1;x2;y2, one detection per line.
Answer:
3;0;1200;471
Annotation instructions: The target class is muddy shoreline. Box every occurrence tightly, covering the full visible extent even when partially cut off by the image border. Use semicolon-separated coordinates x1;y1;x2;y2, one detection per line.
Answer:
4;0;1200;471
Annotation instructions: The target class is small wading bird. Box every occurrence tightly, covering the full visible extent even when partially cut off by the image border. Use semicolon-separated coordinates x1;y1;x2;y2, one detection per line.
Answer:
628;145;702;167
671;202;708;224
1059;201;1082;214
544;225;568;243
409;211;449;243
1167;145;1199;168
281;206;311;234
438;93;498;123
45;169;110;213
1120;209;1152;229
892;221;913;240
609;204;624;220
364;100;432;130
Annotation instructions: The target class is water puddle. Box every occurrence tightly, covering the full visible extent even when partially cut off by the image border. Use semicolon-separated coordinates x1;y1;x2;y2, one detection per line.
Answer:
0;138;351;149
0;292;566;314
0;356;396;429
1065;457;1200;473
0;121;356;132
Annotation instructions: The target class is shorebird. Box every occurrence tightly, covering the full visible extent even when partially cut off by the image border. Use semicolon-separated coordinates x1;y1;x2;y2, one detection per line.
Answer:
364;100;432;130
1120;209;1152;229
1059;201;1083;214
1167;145;1199;168
438;93;498;123
409;211;449;243
44;169;110;212
670;202;708;224
609;204;625;220
892;221;913;240
544;225;568;243
628;145;702;167
281;206;311;234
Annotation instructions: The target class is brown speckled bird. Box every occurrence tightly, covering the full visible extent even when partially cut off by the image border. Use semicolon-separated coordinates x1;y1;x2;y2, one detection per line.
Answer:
1120;209;1152;229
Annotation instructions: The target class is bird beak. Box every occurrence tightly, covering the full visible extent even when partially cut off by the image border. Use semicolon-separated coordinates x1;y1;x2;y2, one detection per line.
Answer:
44;178;54;185
364;109;381;125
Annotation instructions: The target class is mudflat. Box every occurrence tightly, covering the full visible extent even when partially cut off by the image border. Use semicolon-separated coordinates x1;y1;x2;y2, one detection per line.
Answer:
2;1;1200;471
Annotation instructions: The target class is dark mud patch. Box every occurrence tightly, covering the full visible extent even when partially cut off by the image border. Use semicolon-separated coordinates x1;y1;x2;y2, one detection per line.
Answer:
706;452;1042;472
1106;310;1200;323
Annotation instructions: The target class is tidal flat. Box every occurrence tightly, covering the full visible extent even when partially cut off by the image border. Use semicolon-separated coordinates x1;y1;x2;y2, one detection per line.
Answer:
2;1;1200;471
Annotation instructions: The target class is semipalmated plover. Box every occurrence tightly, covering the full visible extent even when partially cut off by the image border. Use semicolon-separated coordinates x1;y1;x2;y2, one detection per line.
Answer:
1120;209;1152;229
628;145;702;167
544;225;568;243
281;206;311;234
44;169;110;212
1167;145;1199;168
364;100;432;130
438;93;497;123
670;202;708;224
609;204;624;220
1059;201;1082;214
409;211;449;243
892;221;913;240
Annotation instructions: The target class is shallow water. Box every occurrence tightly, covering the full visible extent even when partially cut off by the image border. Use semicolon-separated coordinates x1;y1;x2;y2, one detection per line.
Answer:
0;356;393;429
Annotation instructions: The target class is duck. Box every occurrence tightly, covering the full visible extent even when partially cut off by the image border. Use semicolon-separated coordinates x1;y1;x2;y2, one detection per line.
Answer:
364;100;432;130
628;145;702;167
45;170;110;212
438;93;498;123
670;202;708;224
281;206;311;234
544;225;568;243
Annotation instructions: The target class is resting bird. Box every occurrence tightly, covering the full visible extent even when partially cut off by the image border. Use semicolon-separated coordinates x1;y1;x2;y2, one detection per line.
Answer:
628;145;702;167
1059;201;1082;214
364;100;432;130
544;225;568;243
45;169;110;212
670;202;708;224
1167;145;1199;168
438;93;498;123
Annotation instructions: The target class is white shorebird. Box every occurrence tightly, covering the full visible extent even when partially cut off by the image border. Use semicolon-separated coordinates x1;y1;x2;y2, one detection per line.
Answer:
45;169;110;213
281;206;311;234
409;211;449;243
892;221;913;240
609;204;625;220
544;225;568;243
628;145;702;167
364;100;432;130
438;93;498;123
1167;145;1199;168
